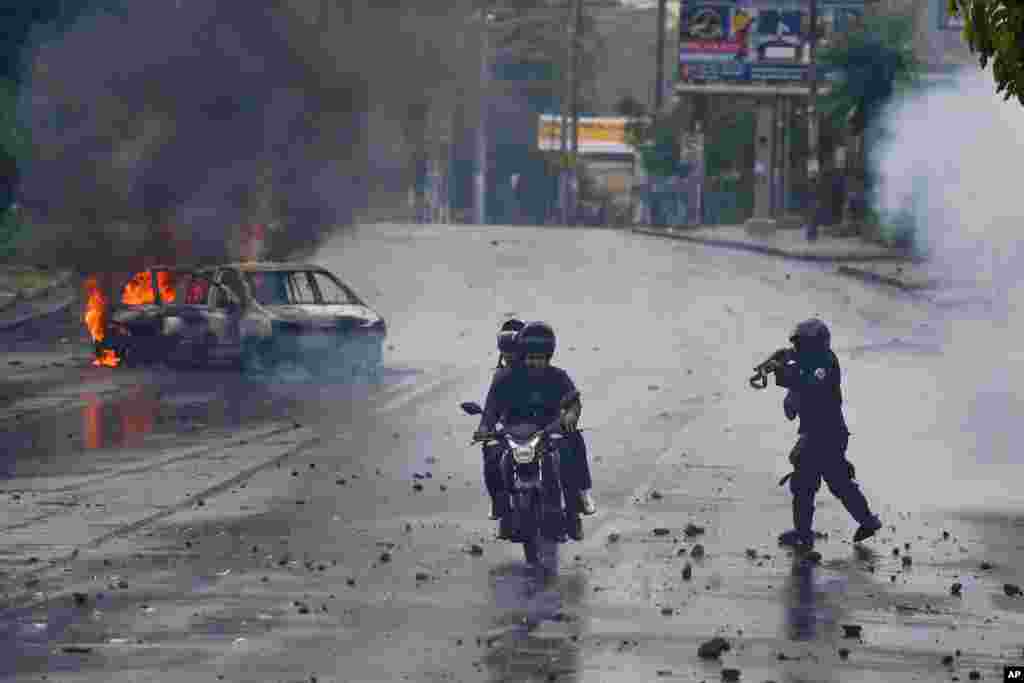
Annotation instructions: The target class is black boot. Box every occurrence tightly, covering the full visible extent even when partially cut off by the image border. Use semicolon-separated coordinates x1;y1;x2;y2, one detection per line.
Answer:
779;496;815;547
853;515;882;543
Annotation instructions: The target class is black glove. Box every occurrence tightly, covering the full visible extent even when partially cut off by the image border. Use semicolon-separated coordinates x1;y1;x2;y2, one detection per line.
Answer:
473;429;491;442
770;347;792;363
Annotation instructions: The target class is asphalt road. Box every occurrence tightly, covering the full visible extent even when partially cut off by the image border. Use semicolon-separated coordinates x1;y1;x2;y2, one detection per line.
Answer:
1;223;1022;683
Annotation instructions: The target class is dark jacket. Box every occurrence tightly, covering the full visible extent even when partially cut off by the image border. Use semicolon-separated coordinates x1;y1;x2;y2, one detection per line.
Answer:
775;349;849;437
478;364;578;433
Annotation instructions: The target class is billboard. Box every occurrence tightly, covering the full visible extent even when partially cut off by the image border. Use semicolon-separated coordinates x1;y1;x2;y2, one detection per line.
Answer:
678;0;865;83
537;116;632;155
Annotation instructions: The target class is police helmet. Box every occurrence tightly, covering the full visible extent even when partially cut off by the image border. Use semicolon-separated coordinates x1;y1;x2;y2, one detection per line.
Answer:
789;318;831;350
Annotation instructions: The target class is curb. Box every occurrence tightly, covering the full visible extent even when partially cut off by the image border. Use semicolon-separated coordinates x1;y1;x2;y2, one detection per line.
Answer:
0;294;76;332
631;227;912;263
834;264;936;293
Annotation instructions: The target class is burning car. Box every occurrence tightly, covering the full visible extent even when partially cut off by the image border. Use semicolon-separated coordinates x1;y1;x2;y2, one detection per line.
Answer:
87;263;387;374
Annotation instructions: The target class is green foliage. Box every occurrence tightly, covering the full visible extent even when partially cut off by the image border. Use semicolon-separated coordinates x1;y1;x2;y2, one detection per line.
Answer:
615;95;687;177
0;206;27;260
818;12;920;134
704;110;754;179
949;0;1024;105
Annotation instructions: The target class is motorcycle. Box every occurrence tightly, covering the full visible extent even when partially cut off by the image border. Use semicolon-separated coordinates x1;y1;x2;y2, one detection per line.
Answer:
459;391;580;568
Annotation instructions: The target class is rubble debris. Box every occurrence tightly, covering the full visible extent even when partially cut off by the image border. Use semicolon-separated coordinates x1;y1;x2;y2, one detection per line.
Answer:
652;528;671;536
607;533;621;544
691;544;705;559
805;551;822;564
1004;583;1022;597
951;581;963;596
721;668;741;682
838;648;850;660
942;530;950;540
968;671;980;680
697;636;731;659
684;523;705;537
942;655;955;666
650;490;664;500
980;561;994;570
464;544;484;557
415;571;431;582
841;624;862;639
901;556;912;567
61;646;93;654
379;552;392;563
661;607;674;616
745;549;758;559
682;563;693;581
412;483;423;492
72;592;88;606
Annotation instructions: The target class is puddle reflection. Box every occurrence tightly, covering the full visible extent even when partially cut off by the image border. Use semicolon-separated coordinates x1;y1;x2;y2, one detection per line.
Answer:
82;387;160;450
482;562;588;683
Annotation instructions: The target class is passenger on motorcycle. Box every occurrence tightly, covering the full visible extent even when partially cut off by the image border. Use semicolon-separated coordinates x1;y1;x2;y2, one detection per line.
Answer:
474;321;596;541
479;318;526;521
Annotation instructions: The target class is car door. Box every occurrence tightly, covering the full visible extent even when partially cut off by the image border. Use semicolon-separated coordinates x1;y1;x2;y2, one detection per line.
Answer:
206;269;243;356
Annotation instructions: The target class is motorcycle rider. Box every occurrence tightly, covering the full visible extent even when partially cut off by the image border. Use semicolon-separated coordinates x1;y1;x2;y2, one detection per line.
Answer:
473;321;596;541
480;318;526;521
772;318;882;547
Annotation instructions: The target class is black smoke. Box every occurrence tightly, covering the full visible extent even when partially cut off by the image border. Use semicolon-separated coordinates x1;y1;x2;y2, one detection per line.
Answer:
14;0;477;273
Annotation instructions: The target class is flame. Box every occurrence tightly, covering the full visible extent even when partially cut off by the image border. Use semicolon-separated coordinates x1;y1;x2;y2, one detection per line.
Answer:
83;276;121;368
121;271;155;305
157;270;176;303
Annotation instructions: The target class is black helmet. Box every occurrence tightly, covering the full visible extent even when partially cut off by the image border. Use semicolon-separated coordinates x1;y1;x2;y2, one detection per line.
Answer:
518;321;556;356
497;318;525;353
500;318;525;334
789;318;831;350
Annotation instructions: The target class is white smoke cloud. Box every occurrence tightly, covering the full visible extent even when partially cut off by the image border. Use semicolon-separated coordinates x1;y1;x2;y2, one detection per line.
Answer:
871;64;1024;486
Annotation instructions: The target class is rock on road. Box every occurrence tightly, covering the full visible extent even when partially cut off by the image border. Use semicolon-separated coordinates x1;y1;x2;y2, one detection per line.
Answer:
2;223;1022;683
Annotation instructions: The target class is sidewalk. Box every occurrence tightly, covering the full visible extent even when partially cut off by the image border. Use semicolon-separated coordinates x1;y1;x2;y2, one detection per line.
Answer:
0;266;76;332
631;225;947;294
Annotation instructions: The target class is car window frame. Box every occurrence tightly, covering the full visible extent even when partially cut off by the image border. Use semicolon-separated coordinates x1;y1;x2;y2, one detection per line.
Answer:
309;270;359;305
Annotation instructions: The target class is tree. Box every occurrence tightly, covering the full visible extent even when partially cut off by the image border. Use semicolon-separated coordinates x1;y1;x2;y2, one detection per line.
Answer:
948;0;1024;105
817;11;919;232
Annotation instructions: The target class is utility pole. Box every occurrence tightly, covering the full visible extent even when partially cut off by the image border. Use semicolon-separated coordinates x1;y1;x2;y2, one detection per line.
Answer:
570;0;583;226
475;9;490;225
559;0;573;225
655;0;667;112
805;0;820;241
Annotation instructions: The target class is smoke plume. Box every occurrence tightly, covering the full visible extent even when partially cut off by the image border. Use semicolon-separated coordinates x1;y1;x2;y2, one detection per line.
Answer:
14;0;478;274
872;65;1024;470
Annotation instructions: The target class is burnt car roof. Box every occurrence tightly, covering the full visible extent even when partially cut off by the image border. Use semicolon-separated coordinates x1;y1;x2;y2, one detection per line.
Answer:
217;262;327;272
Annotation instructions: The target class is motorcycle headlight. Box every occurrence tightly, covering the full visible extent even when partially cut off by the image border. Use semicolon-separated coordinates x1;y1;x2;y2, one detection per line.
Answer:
509;435;541;464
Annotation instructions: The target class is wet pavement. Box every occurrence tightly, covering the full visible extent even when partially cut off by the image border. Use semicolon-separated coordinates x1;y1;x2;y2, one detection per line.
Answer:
2;223;1023;682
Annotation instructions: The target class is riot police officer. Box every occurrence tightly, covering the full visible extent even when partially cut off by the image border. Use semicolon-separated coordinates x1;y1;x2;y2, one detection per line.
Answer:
772;318;882;547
